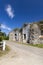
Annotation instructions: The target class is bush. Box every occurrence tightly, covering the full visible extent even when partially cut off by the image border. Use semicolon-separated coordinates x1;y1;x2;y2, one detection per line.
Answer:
0;36;3;42
3;36;9;40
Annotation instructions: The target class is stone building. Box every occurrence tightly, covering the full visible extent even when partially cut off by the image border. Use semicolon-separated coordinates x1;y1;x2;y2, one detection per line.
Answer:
19;28;23;42
13;28;20;41
22;23;30;43
38;21;43;44
9;28;22;42
9;29;19;41
9;31;15;41
9;21;43;44
9;24;30;43
30;21;43;44
30;23;41;44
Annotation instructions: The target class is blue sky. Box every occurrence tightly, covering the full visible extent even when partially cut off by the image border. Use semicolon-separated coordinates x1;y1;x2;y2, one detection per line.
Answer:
0;0;43;34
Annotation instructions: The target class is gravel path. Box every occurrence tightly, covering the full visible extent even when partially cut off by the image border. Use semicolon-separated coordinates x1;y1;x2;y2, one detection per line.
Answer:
0;41;43;65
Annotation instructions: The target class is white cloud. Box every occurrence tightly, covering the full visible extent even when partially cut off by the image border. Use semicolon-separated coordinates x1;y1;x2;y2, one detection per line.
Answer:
1;24;11;31
5;4;14;19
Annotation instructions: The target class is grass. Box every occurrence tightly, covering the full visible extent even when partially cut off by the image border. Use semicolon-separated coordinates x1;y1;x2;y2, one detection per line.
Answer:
29;44;43;48
15;41;43;48
0;45;10;57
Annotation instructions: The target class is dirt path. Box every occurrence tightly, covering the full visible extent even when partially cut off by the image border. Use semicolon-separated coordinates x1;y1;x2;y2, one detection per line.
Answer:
0;41;43;65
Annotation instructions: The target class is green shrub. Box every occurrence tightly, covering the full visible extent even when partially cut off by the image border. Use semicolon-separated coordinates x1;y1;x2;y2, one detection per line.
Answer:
0;36;3;42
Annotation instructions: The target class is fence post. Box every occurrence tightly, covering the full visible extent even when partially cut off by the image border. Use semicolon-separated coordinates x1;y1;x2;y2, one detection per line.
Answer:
3;41;6;51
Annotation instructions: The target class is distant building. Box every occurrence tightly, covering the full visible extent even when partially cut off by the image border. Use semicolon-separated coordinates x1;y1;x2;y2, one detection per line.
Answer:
9;21;43;44
14;28;20;41
9;31;15;41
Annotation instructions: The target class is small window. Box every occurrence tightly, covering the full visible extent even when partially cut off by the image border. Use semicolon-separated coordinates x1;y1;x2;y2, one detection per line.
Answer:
32;29;34;32
15;34;17;36
24;34;26;39
41;30;43;35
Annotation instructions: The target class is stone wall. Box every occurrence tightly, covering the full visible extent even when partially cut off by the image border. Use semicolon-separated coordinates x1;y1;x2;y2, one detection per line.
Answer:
22;24;30;43
40;40;43;44
9;23;43;44
30;24;41;44
9;31;15;41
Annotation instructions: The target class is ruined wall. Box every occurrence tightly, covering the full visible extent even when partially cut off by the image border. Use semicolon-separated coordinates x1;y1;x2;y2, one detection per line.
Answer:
39;35;43;44
9;31;15;41
22;24;30;43
14;31;19;41
30;24;41;44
